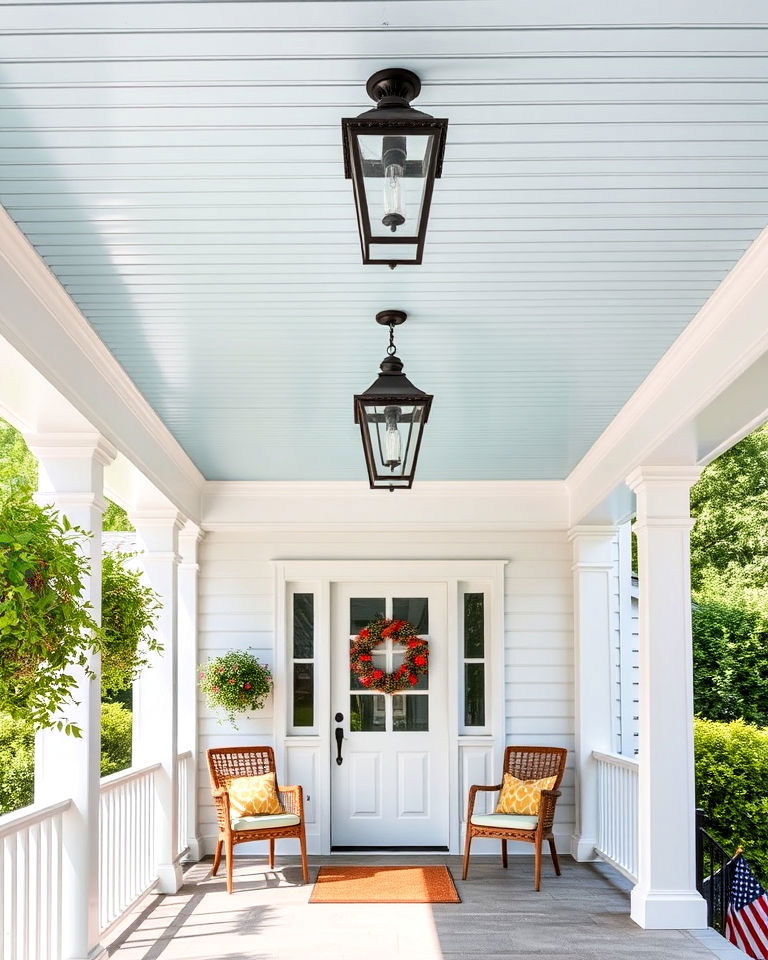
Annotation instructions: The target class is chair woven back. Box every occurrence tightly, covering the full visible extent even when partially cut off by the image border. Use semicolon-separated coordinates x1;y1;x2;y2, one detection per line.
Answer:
503;746;567;788
207;746;277;789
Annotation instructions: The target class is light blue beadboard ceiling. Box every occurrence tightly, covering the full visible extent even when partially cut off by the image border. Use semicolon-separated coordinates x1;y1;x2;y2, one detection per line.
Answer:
1;0;767;481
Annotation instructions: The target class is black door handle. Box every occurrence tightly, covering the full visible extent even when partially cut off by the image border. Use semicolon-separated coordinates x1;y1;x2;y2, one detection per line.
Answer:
335;726;344;766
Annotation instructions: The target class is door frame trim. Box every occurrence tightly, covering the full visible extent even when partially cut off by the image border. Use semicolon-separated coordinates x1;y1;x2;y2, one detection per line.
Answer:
273;559;508;855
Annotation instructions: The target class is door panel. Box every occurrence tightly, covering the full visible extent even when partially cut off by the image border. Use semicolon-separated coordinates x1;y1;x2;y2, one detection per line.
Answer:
331;581;448;848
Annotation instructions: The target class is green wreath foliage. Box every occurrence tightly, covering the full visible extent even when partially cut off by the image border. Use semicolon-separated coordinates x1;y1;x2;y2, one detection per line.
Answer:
199;649;273;726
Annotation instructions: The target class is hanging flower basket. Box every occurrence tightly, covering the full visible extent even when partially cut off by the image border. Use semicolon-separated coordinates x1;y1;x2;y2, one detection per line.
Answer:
350;618;428;694
199;650;272;726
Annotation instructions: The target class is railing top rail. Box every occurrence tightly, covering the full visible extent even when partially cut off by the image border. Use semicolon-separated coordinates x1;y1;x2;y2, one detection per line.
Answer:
177;750;193;761
100;762;162;792
592;750;640;771
0;798;72;838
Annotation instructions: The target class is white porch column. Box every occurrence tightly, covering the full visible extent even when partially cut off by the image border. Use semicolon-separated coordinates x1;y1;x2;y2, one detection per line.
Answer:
30;434;115;960
130;511;185;893
177;522;203;861
627;467;707;930
569;526;618;862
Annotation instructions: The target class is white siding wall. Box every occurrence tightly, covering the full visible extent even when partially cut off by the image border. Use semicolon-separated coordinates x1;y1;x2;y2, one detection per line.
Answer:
196;526;574;854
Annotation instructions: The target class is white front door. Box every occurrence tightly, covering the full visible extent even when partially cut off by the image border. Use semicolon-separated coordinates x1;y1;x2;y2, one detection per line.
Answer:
331;582;449;848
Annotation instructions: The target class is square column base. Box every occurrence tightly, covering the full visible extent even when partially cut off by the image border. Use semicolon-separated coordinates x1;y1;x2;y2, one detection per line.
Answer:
570;834;598;862
186;836;204;862
630;886;708;929
157;861;184;894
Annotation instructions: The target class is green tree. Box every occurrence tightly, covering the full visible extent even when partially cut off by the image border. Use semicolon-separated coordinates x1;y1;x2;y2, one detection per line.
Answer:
690;423;768;589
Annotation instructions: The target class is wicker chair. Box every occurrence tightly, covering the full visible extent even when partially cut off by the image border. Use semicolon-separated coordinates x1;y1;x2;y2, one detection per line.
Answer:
207;746;309;892
462;745;567;890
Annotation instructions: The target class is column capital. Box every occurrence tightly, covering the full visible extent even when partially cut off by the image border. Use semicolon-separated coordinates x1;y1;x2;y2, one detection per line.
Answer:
569;525;618;568
25;432;117;467
626;465;703;493
178;521;204;567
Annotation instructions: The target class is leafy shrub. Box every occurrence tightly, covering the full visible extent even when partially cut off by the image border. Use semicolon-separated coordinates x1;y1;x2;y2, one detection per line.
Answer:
101;551;161;696
695;717;768;884
199;650;272;726
0;489;101;734
100;701;132;776
0;703;134;814
0;712;35;813
692;573;768;727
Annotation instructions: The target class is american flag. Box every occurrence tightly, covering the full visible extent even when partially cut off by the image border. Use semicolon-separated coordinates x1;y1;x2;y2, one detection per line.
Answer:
726;854;768;959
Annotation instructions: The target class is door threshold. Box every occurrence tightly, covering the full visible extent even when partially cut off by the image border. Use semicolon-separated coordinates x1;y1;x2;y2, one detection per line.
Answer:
331;846;449;853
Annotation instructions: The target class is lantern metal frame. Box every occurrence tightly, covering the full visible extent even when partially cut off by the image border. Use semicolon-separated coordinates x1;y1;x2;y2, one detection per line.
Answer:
353;310;433;491
341;68;448;269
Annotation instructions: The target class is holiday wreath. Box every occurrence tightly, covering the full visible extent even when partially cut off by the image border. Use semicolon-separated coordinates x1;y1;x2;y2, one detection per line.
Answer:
350;618;429;694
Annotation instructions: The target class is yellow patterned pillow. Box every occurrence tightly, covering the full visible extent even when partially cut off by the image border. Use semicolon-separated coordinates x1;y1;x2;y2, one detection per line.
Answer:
495;772;557;816
226;772;284;817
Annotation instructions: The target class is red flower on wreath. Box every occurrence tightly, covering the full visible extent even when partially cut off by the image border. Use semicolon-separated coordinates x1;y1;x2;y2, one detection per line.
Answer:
349;617;429;695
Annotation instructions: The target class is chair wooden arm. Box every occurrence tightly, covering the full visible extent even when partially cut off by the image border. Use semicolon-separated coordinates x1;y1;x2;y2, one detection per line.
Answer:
466;783;503;821
211;786;232;830
278;784;304;819
537;788;561;832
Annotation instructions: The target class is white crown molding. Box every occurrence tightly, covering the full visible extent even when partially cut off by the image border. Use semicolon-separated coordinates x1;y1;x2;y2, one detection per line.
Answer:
0;205;204;520
25;433;117;467
567;226;768;525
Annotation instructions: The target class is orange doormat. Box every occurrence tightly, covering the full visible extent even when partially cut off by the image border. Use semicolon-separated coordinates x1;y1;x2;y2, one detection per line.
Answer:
309;865;461;903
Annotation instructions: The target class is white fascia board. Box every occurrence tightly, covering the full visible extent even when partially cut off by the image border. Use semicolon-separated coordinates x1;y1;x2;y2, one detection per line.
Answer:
0;206;204;522
201;479;569;530
567;226;768;526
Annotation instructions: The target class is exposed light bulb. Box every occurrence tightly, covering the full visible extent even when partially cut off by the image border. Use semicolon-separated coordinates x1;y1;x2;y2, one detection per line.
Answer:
382;163;405;232
384;406;402;468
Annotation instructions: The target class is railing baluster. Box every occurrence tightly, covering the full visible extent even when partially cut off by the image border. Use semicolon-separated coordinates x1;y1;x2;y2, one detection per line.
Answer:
591;751;639;883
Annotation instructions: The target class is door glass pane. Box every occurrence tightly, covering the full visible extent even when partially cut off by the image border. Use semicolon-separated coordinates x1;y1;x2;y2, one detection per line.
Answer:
350;597;385;634
464;663;485;727
349;694;385;732
393;695;429;731
292;663;314;727
392;650;428;690
392;597;429;634
464;593;484;658
293;593;314;658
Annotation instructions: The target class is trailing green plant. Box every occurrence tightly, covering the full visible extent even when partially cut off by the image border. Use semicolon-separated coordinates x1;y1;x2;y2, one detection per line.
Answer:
199;649;272;726
695;717;768;885
692;572;768;727
0;488;101;735
101;550;161;696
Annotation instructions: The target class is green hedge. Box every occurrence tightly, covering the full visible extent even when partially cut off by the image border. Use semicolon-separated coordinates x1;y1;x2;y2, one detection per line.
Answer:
0;702;133;815
695;717;768;884
693;575;768;727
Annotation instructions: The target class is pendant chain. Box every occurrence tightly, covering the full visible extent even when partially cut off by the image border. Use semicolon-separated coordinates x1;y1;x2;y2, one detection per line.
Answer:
387;322;396;356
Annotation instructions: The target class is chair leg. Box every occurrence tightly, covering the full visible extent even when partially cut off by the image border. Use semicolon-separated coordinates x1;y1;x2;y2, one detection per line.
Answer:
299;829;309;884
534;836;542;892
268;838;275;869
501;839;508;869
548;837;561;876
225;835;234;894
462;829;472;880
211;839;223;877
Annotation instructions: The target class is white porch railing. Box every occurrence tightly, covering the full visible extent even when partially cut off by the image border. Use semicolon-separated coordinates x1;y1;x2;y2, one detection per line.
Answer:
176;751;192;858
98;763;159;933
0;799;69;960
593;750;639;882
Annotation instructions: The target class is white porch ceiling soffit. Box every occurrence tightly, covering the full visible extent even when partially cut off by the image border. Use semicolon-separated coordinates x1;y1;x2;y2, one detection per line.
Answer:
1;1;768;483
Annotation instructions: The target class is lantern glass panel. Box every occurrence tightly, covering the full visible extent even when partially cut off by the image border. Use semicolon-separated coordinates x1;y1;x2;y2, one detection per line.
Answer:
359;399;427;486
358;133;435;239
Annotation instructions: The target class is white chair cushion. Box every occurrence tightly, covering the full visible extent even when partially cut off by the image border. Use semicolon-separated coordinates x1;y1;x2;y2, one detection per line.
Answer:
231;813;300;832
470;813;538;831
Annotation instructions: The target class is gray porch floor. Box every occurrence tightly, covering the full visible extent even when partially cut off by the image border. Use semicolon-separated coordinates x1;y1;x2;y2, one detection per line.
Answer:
104;855;731;960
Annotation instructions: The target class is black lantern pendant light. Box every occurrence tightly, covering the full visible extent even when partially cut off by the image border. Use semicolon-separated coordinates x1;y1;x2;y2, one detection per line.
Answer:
342;68;448;269
354;310;433;491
